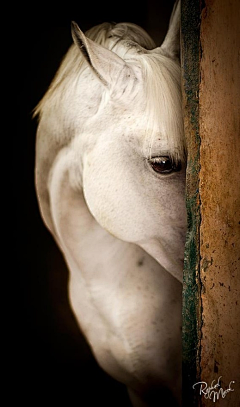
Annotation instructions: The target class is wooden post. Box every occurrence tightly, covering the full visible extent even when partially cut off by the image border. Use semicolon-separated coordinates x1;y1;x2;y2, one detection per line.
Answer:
199;0;240;405
181;0;201;405
182;0;240;405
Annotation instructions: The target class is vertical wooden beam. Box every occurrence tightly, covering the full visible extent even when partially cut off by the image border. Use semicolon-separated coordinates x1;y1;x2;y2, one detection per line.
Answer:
182;0;240;405
198;0;240;405
181;1;202;405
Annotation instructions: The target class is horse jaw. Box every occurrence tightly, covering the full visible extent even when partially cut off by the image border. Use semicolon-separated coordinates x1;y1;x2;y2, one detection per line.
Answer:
82;151;186;284
138;237;185;283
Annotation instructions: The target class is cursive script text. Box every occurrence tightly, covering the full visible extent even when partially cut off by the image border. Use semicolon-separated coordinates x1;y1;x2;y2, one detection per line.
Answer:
193;376;235;403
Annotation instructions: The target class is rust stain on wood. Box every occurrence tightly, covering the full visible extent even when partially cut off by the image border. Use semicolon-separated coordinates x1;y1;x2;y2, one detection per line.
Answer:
199;0;240;405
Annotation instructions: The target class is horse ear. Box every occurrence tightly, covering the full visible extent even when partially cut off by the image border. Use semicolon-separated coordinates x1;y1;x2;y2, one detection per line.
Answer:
71;21;126;87
159;0;180;59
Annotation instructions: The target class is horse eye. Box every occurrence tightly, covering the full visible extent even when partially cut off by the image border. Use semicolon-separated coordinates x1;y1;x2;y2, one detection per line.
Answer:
149;157;181;174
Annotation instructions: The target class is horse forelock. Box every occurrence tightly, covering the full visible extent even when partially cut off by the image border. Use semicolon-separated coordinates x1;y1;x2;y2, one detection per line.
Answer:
87;23;186;162
34;22;186;162
139;53;186;163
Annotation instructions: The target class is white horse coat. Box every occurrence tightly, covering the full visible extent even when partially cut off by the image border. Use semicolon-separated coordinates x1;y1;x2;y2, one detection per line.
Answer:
35;1;186;405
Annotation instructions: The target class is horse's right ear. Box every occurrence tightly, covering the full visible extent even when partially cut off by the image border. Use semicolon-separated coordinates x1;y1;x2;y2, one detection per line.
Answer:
71;21;126;87
159;0;181;59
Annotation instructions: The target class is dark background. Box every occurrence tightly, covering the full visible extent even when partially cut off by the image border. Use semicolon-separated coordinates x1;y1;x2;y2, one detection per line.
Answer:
20;1;175;405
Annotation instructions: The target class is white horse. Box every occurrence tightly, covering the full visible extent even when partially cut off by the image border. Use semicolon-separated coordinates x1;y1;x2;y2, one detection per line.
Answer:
34;1;186;405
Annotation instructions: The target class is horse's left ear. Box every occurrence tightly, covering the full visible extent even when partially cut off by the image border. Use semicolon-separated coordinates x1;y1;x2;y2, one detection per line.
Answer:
159;0;181;59
71;21;126;87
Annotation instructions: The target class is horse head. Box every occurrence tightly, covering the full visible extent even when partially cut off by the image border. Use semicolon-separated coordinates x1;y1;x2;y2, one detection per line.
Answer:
69;0;186;282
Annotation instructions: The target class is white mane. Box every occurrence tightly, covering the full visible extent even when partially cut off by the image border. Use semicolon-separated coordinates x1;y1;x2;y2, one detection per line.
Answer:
34;21;186;162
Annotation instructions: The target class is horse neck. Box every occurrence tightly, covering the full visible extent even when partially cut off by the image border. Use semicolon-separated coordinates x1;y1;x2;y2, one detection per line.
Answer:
35;62;104;236
45;137;182;396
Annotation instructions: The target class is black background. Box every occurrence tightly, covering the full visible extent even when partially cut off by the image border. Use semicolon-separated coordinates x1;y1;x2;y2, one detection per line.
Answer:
20;1;175;405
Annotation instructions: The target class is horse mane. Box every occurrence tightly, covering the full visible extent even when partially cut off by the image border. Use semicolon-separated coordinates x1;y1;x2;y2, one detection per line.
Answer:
34;22;186;162
33;22;155;117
